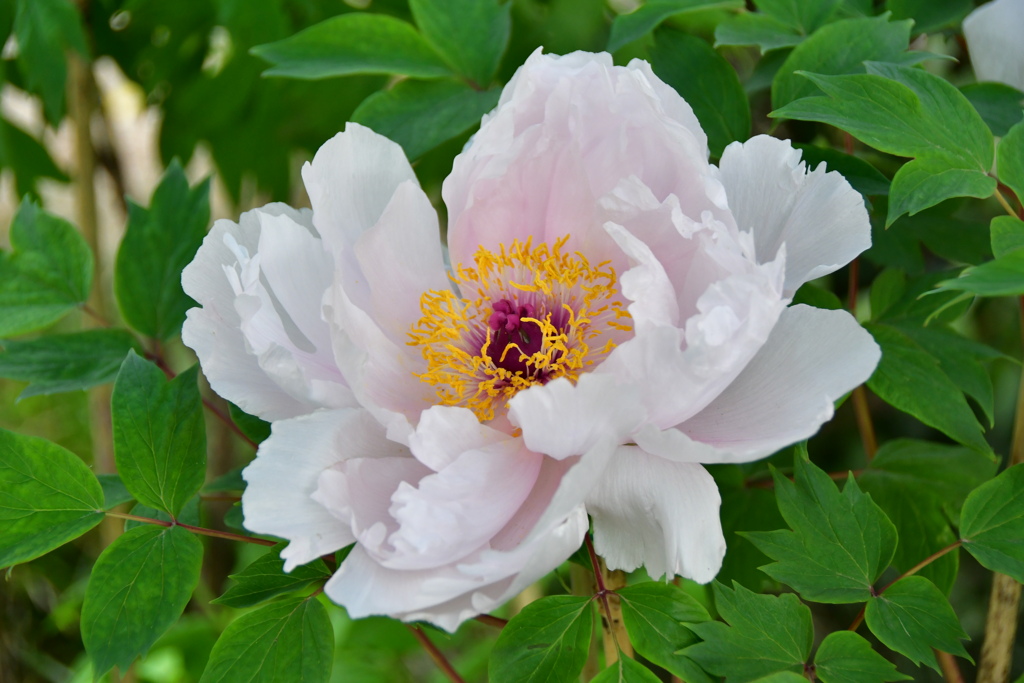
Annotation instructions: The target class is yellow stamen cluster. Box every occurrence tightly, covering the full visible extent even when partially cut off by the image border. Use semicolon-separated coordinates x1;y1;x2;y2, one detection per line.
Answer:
408;236;632;422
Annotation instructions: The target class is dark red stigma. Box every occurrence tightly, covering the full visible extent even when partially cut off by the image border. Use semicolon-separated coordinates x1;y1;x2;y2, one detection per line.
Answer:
484;299;543;375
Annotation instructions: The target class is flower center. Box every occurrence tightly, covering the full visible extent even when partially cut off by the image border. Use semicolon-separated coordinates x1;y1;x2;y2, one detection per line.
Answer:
408;236;632;422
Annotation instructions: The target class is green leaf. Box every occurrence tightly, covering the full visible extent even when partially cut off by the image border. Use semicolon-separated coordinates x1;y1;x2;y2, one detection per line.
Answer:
791;283;843;310
813;630;910;683
714;14;803;53
252;13;453;80
0;114;69;197
886;0;971;33
792;145;890;196
409;0;509;85
865;324;990;452
649;29;751;157
213;544;330;608
352;79;500;161
0;330;141;398
773;66;994;173
686;582;812;682
608;0;744;52
991;216;1024;258
0;428;103;568
114;162;209;340
592;656;662;682
112;352;206;517
228;404;271;445
125;498;200;531
618;581;710;679
200;597;334;683
744;455;897;603
887;159;995;226
756;0;842;33
0;199;93;337
998;120;1024;206
870;269;906;320
489;595;594;683
960;465;1024;583
98;473;134;510
13;0;88;124
934;250;1024;297
960;82;1024;137
82;525;203;678
771;16;912;109
864;576;970;670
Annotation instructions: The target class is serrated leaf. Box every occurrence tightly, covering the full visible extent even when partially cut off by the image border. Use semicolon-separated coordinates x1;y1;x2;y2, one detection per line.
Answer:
214;544;330;608
409;0;509;85
0;330;141;398
814;630;910;683
714;14;803;52
866;324;990;452
618;581;710;678
0;428;104;568
112;352;206;517
200;597;333;683
960;82;1024;137
252;13;452;80
352;78;500;161
114;161;209;339
771;16;912;109
864;576;970;671
0;199;93;337
998;120;1024;205
685;582;812;682
608;0;744;52
744;455;897;603
649;28;750;157
592;656;663;682
13;0;88;124
991;216;1024;258
887;158;995;226
489;595;594;683
82;525;203;678
960;465;1024;583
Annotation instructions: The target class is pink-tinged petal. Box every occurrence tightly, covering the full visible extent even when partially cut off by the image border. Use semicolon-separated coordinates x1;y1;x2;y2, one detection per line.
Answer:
964;0;1024;91
586;447;724;582
384;440;543;570
604;221;679;331
182;205;352;421
408;405;511;472
353;180;450;345
718;135;870;295
242;409;405;571
677;304;880;459
507;373;645;460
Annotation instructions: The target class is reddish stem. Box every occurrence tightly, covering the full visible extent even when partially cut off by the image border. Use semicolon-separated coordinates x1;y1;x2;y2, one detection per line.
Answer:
408;626;466;683
474;614;508;629
104;510;276;546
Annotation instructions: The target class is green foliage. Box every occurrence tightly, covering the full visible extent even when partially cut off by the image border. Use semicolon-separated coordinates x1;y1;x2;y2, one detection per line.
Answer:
228;403;272;444
886;0;971;33
115;162;210;340
409;0;510;85
998;121;1024;207
813;631;909;683
960;83;1024;137
648;28;750;157
745;455;896;603
960;465;1024;583
213;543;330;608
253;13;453;80
82;525;203;678
934;250;1024;297
0;330;141;399
863;576;970;671
686;582;812;682
618;581;710;679
489;595;594;683
112;352;206;518
592;656;662;682
714;14;803;52
608;0;744;52
0;427;104;568
792;145;891;196
13;0;88;124
0;199;93;337
0;115;68;197
200;597;334;683
353;79;501;161
991;216;1024;258
98;473;135;509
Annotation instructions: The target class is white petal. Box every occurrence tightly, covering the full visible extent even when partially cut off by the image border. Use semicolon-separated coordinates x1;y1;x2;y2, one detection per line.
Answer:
718;135;870;295
678;304;880;458
408;405;512;471
964;0;1024;92
604;221;679;331
242;409;406;571
507;373;645;460
586;446;725;583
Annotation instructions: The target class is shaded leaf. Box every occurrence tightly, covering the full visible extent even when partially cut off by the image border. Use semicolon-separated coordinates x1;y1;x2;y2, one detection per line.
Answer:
714;14;802;53
213;543;330;608
960;82;1024;137
13;0;87;124
489;595;594;683
608;0;744;52
98;473;134;510
990;216;1024;258
618;581;710;679
409;0;509;85
814;630;910;683
998;120;1024;206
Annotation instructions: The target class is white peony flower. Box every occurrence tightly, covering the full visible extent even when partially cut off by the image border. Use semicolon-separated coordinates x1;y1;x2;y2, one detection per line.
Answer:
182;50;880;631
964;0;1024;93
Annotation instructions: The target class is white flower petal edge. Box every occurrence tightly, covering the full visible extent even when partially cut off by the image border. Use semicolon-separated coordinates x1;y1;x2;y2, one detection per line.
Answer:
586;446;725;582
717;135;871;296
964;0;1024;93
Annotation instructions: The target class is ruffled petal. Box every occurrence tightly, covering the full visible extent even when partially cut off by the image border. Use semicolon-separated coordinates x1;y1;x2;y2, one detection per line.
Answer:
964;0;1024;92
586;446;725;582
717;135;870;295
242;409;406;571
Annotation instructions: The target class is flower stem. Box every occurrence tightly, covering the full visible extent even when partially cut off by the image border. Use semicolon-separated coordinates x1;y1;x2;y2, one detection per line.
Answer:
994;187;1020;219
408;626;466;683
103;511;276;546
584;535;632;665
472;614;507;629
